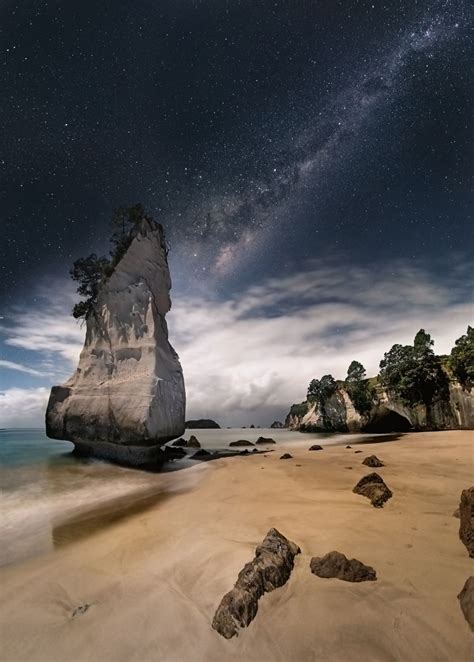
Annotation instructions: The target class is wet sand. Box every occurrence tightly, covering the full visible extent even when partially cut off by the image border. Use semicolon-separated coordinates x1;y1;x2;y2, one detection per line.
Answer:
0;430;473;661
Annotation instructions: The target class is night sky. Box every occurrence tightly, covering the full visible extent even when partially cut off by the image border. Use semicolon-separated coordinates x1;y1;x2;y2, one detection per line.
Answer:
0;1;472;426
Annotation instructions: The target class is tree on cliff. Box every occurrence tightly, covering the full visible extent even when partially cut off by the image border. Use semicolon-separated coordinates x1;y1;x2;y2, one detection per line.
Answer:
109;203;146;269
70;254;110;319
344;360;373;415
70;203;156;319
448;326;474;388
307;374;337;403
379;329;448;407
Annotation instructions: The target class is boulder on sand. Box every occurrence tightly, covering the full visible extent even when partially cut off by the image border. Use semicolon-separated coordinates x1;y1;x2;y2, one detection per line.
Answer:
187;435;201;448
362;455;384;468
459;487;474;557
212;528;300;639
458;576;474;631
310;551;376;582
256;437;276;445
280;453;293;460
353;472;392;508
309;444;323;451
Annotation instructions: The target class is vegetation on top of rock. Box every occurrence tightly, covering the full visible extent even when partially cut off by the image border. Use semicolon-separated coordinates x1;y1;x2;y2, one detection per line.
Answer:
70;204;163;320
447;326;473;389
307;374;337;403
379;329;448;407
344;360;375;415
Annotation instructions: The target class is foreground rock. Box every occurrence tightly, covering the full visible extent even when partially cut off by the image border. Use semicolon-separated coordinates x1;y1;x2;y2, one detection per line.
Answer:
186;435;201;448
256;437;276;445
280;453;293;460
171;438;187;447
191;449;211;459
310;551;376;582
46;218;185;467
185;419;220;429
212;528;300;639
309;444;323;451
458;576;474;631
353;472;393;508
459;487;474;557
362;455;385;468
229;440;254;447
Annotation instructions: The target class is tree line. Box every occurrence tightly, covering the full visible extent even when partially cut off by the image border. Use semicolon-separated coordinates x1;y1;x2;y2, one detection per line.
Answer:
306;327;473;414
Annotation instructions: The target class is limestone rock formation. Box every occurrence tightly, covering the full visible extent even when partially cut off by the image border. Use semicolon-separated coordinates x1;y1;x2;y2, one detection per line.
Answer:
353;472;393;508
310;551;376;582
458;576;474;631
459;487;474;557
362;455;385;468
46;218;185;466
212;528;300;639
285;382;473;433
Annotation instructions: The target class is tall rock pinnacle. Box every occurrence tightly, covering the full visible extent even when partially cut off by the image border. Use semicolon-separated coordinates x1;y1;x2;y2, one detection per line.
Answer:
46;217;185;466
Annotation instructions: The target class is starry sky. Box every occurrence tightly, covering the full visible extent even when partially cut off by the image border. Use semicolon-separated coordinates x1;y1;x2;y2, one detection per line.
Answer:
0;0;472;426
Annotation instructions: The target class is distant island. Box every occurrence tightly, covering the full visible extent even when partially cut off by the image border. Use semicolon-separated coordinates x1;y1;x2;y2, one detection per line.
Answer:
185;419;220;429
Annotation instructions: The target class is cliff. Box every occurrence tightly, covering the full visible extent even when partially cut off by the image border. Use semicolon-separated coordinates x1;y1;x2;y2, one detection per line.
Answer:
46;218;185;466
285;380;474;433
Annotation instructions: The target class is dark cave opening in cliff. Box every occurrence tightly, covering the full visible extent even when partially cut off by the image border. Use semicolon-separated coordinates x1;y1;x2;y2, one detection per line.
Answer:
364;407;412;433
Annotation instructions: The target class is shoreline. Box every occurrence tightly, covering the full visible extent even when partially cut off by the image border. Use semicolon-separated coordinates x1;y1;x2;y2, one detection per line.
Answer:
0;430;473;661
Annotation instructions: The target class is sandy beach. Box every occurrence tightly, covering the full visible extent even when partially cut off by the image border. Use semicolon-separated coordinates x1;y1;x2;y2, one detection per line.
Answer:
0;430;473;661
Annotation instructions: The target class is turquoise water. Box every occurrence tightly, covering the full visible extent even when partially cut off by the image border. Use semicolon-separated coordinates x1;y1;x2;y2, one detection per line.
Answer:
0;427;389;567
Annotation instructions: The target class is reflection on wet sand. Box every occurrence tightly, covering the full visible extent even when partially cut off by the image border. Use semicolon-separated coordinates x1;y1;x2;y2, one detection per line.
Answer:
52;488;177;548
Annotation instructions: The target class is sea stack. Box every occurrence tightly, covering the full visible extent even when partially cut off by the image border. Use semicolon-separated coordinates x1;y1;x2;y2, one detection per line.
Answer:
45;217;185;467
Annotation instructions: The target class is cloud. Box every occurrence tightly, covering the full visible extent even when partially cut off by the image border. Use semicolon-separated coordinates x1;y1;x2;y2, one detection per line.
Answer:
168;259;472;425
0;387;50;428
0;259;471;428
0;360;51;377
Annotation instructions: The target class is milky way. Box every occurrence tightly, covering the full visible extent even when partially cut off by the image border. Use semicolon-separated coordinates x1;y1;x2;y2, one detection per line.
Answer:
0;0;471;304
169;0;470;282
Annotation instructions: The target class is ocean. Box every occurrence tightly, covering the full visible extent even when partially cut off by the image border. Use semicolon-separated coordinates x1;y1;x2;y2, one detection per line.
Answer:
0;427;389;568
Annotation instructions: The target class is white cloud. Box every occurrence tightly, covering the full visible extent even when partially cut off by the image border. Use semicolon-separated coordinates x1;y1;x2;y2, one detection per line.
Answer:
0;360;51;377
0;260;471;428
0;387;50;428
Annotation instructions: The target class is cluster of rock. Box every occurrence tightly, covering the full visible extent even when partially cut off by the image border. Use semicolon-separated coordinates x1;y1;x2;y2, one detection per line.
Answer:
212;529;378;640
46;218;185;467
285;382;474;433
185;419;220;429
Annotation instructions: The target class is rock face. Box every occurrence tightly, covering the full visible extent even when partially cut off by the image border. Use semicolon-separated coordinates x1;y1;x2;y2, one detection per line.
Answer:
458;576;474;631
46;218;185;466
212;528;300;639
362;455;385;468
310;551;376;582
185;419;220;429
459;487;474;557
353;472;393;508
285;382;474;433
